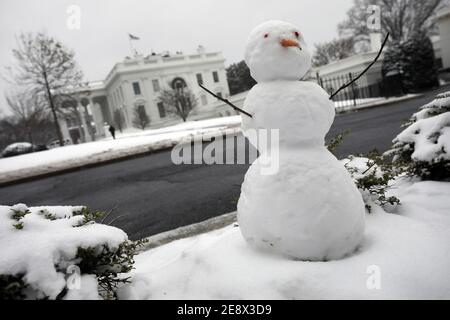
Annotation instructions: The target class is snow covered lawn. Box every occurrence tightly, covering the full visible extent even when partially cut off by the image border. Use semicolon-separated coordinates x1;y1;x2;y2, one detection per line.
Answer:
0;116;241;184
118;178;450;300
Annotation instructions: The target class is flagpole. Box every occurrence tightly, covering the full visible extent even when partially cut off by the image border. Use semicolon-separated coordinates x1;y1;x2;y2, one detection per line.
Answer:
128;34;135;56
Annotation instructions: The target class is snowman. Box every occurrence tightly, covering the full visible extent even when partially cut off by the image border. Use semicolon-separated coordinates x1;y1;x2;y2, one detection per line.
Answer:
237;20;365;261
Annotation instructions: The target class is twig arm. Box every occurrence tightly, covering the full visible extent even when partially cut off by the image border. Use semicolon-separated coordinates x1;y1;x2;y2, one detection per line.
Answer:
329;33;390;100
199;84;253;118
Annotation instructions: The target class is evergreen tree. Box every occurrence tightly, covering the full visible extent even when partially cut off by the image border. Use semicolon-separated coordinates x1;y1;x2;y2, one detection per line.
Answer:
226;61;256;95
401;33;439;91
382;33;439;92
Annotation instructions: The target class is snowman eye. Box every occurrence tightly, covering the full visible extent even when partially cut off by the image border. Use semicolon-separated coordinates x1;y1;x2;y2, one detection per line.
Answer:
294;31;300;38
264;33;269;38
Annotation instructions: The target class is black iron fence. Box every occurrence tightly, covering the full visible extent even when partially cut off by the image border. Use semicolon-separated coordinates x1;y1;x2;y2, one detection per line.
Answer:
315;72;397;108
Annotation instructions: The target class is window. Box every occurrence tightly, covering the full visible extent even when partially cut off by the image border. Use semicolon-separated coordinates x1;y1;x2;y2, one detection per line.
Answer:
201;95;208;106
132;82;141;95
196;73;203;85
157;102;166;118
137;105;146;115
216;92;222;99
152;79;160;92
212;71;219;83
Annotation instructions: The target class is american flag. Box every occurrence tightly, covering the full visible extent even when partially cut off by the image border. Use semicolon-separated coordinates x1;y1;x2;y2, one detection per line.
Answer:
128;33;140;40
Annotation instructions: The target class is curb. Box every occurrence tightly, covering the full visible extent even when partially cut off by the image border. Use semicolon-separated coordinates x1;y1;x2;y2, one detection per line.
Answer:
335;94;424;114
138;212;237;252
0;127;241;187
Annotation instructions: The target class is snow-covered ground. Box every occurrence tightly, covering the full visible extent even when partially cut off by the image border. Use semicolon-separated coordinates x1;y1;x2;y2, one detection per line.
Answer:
0;116;241;184
118;178;450;300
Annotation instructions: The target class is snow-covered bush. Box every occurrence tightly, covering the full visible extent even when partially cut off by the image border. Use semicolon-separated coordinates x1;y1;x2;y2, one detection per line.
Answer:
343;152;400;213
387;91;450;180
0;204;146;300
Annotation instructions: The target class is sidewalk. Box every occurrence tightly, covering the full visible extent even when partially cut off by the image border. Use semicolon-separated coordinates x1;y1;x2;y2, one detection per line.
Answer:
335;93;423;113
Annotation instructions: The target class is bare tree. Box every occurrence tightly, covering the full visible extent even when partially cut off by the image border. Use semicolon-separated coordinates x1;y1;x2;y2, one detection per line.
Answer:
132;105;150;130
313;37;356;67
226;61;256;95
338;0;448;50
6;91;47;144
158;87;197;122
6;32;84;146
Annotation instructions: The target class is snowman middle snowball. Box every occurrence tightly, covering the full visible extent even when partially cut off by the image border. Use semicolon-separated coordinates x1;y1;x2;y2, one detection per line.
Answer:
237;20;365;261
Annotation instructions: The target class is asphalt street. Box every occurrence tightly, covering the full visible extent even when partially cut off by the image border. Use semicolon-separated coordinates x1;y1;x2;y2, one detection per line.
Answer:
1;86;448;240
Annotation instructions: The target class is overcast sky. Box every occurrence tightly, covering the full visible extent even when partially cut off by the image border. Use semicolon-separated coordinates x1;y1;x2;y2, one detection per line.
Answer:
0;0;354;115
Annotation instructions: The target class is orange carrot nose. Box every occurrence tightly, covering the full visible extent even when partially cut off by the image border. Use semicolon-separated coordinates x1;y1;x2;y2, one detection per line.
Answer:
280;38;300;48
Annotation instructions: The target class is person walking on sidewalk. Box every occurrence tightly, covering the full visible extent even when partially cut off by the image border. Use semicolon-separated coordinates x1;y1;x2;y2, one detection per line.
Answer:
108;124;116;140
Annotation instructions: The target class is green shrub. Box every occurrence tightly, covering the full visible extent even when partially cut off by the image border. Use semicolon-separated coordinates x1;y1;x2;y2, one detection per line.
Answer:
344;151;401;213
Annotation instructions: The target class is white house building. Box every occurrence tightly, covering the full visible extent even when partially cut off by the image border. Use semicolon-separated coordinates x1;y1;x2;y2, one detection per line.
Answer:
61;46;235;143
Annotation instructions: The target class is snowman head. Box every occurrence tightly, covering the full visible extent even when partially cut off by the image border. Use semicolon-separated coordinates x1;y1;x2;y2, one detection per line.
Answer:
245;20;312;83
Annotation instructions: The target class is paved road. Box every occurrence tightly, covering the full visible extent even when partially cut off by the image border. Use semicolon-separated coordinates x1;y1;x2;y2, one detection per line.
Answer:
1;86;448;240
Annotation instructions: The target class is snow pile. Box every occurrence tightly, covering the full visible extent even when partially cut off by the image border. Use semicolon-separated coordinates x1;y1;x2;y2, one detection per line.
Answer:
0;204;128;299
118;179;450;299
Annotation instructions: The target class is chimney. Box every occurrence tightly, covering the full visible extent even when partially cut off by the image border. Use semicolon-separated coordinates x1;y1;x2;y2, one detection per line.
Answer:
369;32;382;52
197;45;206;54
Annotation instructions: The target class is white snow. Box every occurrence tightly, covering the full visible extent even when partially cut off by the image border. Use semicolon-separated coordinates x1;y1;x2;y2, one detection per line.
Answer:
0;116;241;183
394;111;450;162
0;204;127;299
238;20;365;260
118;178;450;300
420;91;450;111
